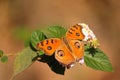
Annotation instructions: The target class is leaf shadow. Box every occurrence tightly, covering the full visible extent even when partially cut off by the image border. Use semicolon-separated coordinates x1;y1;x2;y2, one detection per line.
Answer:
85;45;98;57
37;54;65;75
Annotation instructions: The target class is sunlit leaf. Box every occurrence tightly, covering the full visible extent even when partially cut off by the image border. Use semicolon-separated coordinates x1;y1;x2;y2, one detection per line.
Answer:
44;25;66;38
1;56;8;63
84;45;113;72
0;50;3;57
37;50;44;56
30;30;46;50
12;47;37;78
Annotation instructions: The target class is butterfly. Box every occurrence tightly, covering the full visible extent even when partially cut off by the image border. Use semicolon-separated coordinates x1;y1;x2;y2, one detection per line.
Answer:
37;23;96;68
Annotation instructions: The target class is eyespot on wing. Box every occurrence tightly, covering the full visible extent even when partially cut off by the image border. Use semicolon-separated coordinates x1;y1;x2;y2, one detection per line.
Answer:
69;40;84;60
55;44;75;65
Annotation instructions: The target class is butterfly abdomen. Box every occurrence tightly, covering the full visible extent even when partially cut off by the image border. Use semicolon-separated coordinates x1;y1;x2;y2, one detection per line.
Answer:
37;38;61;56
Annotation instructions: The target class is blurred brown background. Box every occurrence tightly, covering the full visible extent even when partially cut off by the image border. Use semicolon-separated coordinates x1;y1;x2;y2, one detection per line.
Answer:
0;0;120;80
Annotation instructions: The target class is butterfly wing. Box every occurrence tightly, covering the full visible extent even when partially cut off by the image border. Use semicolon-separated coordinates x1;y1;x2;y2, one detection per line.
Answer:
37;38;61;56
69;39;84;60
55;41;75;65
66;24;85;40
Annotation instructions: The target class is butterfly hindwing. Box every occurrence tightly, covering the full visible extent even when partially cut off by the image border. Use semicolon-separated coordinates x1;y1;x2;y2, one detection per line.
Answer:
37;38;61;56
69;39;84;60
55;40;75;65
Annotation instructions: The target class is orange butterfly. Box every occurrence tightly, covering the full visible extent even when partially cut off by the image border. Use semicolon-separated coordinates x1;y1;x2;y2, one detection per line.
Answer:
37;23;96;68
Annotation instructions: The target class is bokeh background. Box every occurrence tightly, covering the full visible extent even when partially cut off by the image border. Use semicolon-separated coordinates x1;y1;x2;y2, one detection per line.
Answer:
0;0;120;80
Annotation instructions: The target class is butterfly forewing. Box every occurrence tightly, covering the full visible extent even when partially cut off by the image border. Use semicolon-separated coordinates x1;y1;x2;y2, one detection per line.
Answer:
66;24;85;40
37;38;61;55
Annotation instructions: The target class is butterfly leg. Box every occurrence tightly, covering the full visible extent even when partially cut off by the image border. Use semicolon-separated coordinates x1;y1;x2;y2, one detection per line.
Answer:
58;62;75;69
66;63;75;69
78;58;84;65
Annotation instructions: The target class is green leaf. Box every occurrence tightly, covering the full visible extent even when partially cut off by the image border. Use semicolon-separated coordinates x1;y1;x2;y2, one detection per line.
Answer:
30;30;46;49
45;26;67;38
84;45;113;72
0;50;3;57
12;47;37;78
37;50;44;56
1;56;8;63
